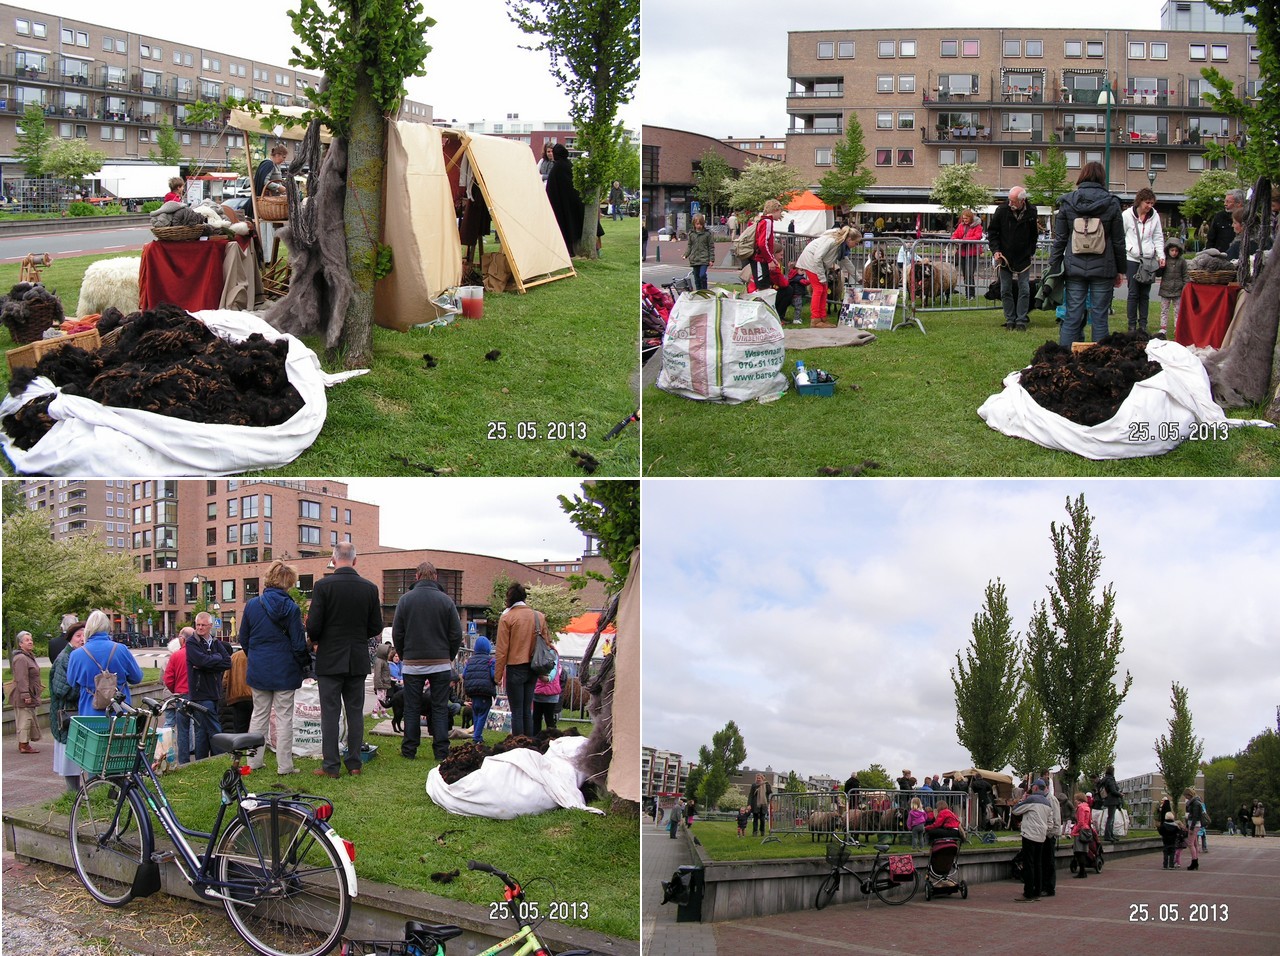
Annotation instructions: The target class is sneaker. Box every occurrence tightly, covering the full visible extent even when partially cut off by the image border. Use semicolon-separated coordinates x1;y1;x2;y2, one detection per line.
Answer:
278;768;301;775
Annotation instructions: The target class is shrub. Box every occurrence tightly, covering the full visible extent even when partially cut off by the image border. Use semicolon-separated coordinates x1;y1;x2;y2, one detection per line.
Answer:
100;203;123;215
67;201;96;217
141;200;162;214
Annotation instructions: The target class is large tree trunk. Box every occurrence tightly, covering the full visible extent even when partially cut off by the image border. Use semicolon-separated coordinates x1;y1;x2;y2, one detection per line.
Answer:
338;66;384;369
579;186;602;260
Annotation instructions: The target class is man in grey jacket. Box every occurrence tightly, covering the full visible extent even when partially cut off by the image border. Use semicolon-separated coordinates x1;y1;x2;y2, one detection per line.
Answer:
1011;780;1054;901
392;562;463;761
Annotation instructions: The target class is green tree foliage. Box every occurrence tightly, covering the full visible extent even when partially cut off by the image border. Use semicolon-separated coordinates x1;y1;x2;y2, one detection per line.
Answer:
717;788;747;811
1009;683;1057;782
558;480;639;595
2;509;145;652
782;771;806;793
2;482;25;519
1179;168;1246;224
487;572;516;624
288;0;434;368
725;159;804;220
1080;720;1118;789
149;117;183;167
952;579;1023;771
691;150;734;222
1201;0;1280;183
930;163;991;220
15;103;52;177
1023;138;1072;211
46;140;107;182
1024;496;1133;799
683;763;704;800
1154;682;1205;803
817;115;876;209
508;0;639;260
696;720;748;810
857;763;894;790
525;582;583;635
613;137;640;192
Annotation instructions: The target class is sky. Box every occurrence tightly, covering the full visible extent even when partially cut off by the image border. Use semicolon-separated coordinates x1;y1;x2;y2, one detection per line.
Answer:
642;478;1280;786
44;1;639;134
343;478;591;563
642;0;1174;139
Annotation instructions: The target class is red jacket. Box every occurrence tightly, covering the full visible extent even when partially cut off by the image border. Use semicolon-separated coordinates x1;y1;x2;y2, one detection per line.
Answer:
163;645;188;695
951;221;985;256
754;216;778;265
927;806;962;832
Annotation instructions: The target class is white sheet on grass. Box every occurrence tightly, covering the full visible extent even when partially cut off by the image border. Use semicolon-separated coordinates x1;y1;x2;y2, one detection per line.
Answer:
977;337;1273;459
0;309;367;476
425;735;604;819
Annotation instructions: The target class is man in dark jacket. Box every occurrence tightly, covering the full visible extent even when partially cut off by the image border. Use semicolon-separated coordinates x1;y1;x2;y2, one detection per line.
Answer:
1099;765;1123;843
988;186;1040;330
306;542;383;777
1206;188;1244;252
186;612;231;760
1047;161;1126;347
392;561;463;761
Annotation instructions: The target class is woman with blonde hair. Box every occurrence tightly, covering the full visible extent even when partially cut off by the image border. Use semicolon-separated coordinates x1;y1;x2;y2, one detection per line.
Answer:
65;610;144;716
750;198;785;290
951;208;984;299
240;561;310;775
795;225;863;327
1183;787;1205;869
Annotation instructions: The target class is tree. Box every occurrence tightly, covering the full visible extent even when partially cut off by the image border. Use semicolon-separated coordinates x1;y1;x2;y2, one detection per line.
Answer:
558;479;639;595
1009;683;1057;783
1024;496;1133;801
930;163;991;222
613;137;640;193
149;117;183;167
1023;137;1071;211
1179;168;1245;225
14;103;52;177
817;115;876;209
1080;720;1118;787
524;582;583;635
724;159;804;220
857;764;894;791
691;150;734;223
952;579;1023;771
782;771;806;793
487;572;516;624
1154;682;1205;803
508;0;640;259
2;482;25;520
717;788;747;811
45;140;107;182
683;764;705;801
695;720;747;811
1200;0;1280;183
288;0;434;367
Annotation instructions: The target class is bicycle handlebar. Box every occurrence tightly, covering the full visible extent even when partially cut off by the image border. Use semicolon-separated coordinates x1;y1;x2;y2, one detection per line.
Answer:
467;860;518;890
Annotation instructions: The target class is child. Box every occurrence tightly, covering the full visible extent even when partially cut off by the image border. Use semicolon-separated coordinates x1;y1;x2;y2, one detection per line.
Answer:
683;213;715;291
907;796;927;850
1173;818;1189;868
1157;811;1181;869
1157;237;1188;337
461;637;496;744
737;805;751;838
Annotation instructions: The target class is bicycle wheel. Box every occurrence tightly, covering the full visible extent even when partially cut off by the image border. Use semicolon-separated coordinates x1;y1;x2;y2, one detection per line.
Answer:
217;806;350;956
872;863;918;905
69;776;153;907
814;871;840;910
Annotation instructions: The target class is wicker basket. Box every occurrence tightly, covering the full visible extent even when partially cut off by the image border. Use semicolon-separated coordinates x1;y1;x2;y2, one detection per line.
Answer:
256;192;288;221
1188;268;1237;285
2;294;64;344
6;327;101;374
151;224;206;241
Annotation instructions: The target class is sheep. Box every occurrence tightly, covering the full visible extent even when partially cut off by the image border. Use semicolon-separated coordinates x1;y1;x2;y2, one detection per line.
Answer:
808;810;841;842
76;256;140;317
862;252;901;289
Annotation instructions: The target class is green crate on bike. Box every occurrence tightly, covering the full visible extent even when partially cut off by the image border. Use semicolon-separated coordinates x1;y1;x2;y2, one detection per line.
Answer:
67;715;156;775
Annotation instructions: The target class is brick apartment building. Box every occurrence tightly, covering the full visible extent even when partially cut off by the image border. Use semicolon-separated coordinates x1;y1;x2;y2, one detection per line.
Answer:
642;746;694;802
643;124;766;234
0;3;431;183
785;1;1259;213
722;134;787;163
18;479;602;641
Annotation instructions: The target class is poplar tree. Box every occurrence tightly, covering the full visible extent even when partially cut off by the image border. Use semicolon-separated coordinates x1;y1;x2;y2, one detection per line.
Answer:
952;579;1023;770
1154;682;1205;802
818;115;876;209
696;720;747;809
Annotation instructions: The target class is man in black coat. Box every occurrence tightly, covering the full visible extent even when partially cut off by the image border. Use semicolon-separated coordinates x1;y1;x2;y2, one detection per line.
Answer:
391;561;462;761
1207;188;1244;252
187;611;231;760
988;185;1040;330
306;542;383;777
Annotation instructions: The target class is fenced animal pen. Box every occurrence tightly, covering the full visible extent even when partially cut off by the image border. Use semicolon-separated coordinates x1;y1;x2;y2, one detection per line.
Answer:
764;789;973;845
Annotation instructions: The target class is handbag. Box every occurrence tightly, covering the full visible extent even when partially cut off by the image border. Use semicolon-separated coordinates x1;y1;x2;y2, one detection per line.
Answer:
1133;218;1159;284
888;854;916;882
529;612;557;676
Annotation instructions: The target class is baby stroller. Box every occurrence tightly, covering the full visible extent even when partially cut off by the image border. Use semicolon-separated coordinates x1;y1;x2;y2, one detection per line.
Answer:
1070;825;1105;874
923;828;968;901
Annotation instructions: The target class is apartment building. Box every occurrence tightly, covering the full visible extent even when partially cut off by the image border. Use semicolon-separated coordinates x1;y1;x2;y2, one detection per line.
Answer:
786;1;1259;209
722;135;787;163
1117;769;1207;827
0;4;431;179
642;746;693;801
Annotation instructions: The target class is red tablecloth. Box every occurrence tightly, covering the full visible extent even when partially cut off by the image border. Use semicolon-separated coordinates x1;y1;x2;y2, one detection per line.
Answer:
1175;282;1240;349
138;237;230;312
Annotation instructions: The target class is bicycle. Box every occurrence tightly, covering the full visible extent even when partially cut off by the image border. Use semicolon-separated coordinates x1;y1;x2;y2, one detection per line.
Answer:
339;861;592;956
814;835;918;909
67;694;357;956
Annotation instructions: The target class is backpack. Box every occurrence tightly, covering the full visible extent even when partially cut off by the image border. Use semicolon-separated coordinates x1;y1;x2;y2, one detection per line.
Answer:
1071;216;1106;255
83;644;119;710
733;219;759;259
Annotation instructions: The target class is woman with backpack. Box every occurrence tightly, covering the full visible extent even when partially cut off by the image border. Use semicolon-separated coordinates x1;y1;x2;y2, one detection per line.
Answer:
65;609;143;717
1047;161;1126;348
240;561;310;775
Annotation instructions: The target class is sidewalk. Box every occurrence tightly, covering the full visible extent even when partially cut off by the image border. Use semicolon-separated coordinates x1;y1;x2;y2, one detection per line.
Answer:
642;817;717;956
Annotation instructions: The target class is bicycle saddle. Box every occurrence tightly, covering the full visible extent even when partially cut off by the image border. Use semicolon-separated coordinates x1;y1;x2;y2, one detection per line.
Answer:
212;732;266;753
405;921;463;943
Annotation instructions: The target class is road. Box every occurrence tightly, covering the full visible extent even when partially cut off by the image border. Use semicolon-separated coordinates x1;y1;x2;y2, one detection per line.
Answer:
0;224;151;263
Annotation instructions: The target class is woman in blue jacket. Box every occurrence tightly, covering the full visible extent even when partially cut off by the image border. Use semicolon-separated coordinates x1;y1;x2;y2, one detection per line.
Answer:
240;561;310;775
65;610;144;717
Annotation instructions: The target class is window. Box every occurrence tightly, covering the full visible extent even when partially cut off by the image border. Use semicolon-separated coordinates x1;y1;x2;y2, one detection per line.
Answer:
1026;40;1043;57
1004;39;1021;57
1001;112;1036;132
939;148;957;165
1086;41;1104;58
837;41;854;58
1151;152;1167;170
116;39;126;54
15;18;29;35
1189;154;1206;171
264;521;272;543
1128;153;1146;170
227;525;239;544
877;111;893;129
32;20;45;37
330;530;339;546
1129;42;1145;59
878;40;895;57
897;149;914;166
1250;45;1261;62
227;551;239;565
898;111;915;129
227;498;239;518
875;148;892;166
330;506;338;522
300;500;320;519
1211;44;1228;61
1151;42;1168;60
1189;44;1206;61
299;526;321;545
264;495;272;517
1065;40;1083;58
1085;150;1102;166
961;40;979;57
1024;150;1041;167
138;129;152;143
941;40;958;57
877;75;894;93
174;51;182;64
815;147;832;165
103;36;113;51
152;47;162;61
242;496;257;518
1003;149;1020;167
207;528;217;546
344;509;351;525
62;27;74;43
900;40;916;57
817;41;834;59
140;44;150;58
222;580;235;602
898;75;916;93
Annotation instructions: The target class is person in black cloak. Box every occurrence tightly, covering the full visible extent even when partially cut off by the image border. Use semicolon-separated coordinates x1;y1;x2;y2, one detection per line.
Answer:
546;143;584;255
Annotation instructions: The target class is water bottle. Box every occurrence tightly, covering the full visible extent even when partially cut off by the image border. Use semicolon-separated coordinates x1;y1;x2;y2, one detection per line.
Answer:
795;360;810;386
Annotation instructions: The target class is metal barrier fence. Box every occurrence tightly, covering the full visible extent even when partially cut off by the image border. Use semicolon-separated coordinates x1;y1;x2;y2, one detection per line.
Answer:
898;236;1053;332
764;788;972;843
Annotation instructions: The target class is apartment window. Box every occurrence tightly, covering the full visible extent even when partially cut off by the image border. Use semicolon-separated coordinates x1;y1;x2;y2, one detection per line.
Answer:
1086;41;1104;58
140;44;151;58
152;47;161;61
1004;40;1021;57
1003;149;1020;167
877;111;893;129
116;39;126;54
300;500;320;519
897;149;914;166
330;530;339;547
103;36;114;51
961;40;980;57
875;148;892;166
174;51;182;64
1211;44;1228;61
32;20;45;37
207;528;217;546
15;18;29;35
1151;42;1168;60
1151;152;1167;170
941;40;958;57
1026;40;1043;57
1024;150;1041;166
227;498;239;518
344;509;351;525
1250;45;1260;62
242;496;257;518
817;41;834;59
222;581;235;602
1189;44;1206;61
837;41;854;58
878;40;895;57
815;146;832;165
264;496;273;517
877;75;894;93
227;551;239;565
138;129;152;143
299;526;321;545
1128;153;1146;170
898;111;915;129
1129;42;1145;59
1065;40;1083;58
227;525;239;544
330;505;338;522
898;75;916;93
900;40;916;57
264;521;272;543
184;52;193;67
62;27;74;43
1085;150;1102;165
939;149;957;166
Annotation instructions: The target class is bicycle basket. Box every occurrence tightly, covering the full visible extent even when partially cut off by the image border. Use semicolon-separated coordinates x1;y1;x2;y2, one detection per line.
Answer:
67;715;156;775
826;840;852;866
888;854;916;882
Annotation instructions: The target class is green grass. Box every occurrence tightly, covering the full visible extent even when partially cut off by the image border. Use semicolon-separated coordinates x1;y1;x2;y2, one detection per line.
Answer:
0;220;640;477
52;716;639;939
643;302;1280;476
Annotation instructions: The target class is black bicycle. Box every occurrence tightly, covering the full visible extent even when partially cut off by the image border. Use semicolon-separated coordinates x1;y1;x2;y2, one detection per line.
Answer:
814;836;918;909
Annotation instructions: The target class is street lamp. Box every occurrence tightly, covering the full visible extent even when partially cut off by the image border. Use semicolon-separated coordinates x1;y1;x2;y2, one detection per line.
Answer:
1227;773;1234;830
1098;80;1116;187
1148;169;1157;190
192;573;209;605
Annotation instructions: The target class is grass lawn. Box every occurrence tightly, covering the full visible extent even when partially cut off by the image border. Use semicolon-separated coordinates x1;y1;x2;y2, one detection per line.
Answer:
51;715;639;940
642;302;1280;476
0;219;639;477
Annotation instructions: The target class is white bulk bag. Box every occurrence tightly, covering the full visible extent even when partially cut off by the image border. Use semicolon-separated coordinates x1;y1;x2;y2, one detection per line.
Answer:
657;290;788;403
425;735;604;819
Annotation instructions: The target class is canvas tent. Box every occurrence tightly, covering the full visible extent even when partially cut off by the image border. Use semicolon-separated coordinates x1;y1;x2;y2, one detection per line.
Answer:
781;190;835;236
